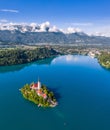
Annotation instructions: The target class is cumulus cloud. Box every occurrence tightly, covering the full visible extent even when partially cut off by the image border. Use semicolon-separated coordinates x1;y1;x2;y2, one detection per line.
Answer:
49;25;60;32
0;9;19;13
30;23;37;27
64;27;82;34
33;21;60;32
30;22;38;31
0;21;83;34
40;21;50;32
31;21;50;32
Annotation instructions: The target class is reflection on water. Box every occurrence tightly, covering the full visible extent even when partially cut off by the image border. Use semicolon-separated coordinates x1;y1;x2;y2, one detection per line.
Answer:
0;64;26;73
0;55;106;73
0;57;54;73
52;55;98;64
52;55;79;64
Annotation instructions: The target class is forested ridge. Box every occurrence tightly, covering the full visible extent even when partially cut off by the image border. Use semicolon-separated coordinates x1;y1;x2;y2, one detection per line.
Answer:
0;47;58;66
98;52;110;69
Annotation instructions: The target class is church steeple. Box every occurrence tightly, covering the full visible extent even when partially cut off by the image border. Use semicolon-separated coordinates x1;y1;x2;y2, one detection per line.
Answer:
37;77;41;90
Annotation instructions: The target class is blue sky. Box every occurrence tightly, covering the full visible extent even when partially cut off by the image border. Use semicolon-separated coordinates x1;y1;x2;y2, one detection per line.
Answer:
0;0;110;35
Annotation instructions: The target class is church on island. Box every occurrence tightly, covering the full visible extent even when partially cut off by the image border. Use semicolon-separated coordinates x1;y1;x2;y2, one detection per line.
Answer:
20;78;58;107
30;79;47;99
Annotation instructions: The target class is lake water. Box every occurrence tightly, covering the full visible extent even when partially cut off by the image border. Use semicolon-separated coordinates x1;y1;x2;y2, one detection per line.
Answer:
0;55;110;130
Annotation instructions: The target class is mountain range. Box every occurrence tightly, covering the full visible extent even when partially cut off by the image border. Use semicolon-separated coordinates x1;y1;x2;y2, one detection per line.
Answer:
0;23;110;45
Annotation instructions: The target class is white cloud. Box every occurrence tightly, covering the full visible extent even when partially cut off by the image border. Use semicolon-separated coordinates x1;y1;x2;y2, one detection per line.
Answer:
31;21;50;32
1;20;110;37
0;9;19;13
32;21;60;32
49;25;60;32
0;21;83;33
0;20;90;34
40;21;50;31
30;22;38;31
64;27;82;34
30;23;37;27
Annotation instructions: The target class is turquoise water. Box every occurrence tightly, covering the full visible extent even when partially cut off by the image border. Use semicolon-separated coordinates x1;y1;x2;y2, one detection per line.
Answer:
0;55;110;130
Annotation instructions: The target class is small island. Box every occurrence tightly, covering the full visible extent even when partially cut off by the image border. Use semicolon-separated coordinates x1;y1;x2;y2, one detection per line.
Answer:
20;79;58;107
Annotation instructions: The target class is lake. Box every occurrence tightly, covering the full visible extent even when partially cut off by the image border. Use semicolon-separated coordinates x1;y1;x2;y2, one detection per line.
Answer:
0;55;110;130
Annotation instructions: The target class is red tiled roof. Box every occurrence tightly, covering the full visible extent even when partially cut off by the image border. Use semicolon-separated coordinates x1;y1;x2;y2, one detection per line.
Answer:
43;94;47;98
36;90;47;98
32;83;38;88
43;93;46;97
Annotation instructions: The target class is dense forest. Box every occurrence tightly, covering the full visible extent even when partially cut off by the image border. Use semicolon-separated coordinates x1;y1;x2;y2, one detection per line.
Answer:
0;47;59;66
98;52;110;69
